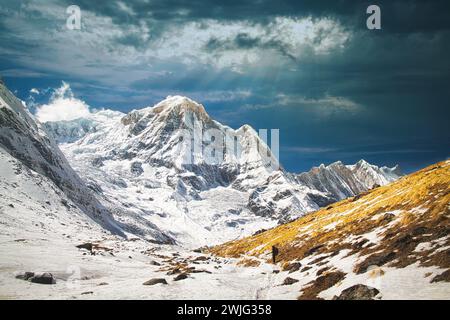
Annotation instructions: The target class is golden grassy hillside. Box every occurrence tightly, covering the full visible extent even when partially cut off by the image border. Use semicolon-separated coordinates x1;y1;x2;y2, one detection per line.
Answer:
211;160;450;278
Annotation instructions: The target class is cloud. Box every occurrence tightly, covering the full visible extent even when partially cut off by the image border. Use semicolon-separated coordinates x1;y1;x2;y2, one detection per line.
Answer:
35;81;91;122
0;69;48;78
0;1;350;86
283;146;337;154
156;17;350;69
30;88;40;95
240;94;361;116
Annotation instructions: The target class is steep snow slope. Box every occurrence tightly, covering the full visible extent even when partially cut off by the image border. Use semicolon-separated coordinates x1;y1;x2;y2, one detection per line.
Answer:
0;158;447;299
0;82;117;233
212;161;450;299
54;96;285;245
0;82;174;243
43;109;124;144
0;146;278;299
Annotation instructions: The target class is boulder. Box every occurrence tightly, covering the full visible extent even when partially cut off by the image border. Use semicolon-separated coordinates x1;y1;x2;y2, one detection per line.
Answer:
30;273;56;284
76;243;93;252
143;278;168;286
174;273;188;281
282;277;299;285
284;262;302;273
333;284;380;300
194;256;208;262
149;260;161;266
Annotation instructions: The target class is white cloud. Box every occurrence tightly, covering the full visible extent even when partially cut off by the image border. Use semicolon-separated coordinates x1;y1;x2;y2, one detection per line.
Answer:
238;94;361;117
155;17;350;69
275;94;361;113
0;1;351;86
117;1;136;16
283;146;337;154
30;88;40;95
35;81;91;122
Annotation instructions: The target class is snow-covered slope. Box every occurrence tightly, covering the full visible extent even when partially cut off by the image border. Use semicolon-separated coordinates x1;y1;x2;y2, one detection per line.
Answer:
0;82;116;232
43;109;124;144
42;95;402;246
212;160;450;299
1;82;431;300
0;82;175;243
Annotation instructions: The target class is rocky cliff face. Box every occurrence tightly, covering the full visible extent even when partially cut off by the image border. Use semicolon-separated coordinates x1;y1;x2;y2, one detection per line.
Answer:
296;160;401;203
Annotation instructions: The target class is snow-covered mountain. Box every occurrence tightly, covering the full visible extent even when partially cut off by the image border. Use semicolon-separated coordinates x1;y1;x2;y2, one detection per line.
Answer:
42;95;402;246
1;82;424;300
296;160;402;204
0;81;175;244
43;109;123;144
0;82;113;229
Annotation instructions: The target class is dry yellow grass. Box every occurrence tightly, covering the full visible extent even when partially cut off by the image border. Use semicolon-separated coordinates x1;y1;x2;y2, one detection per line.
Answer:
211;161;450;272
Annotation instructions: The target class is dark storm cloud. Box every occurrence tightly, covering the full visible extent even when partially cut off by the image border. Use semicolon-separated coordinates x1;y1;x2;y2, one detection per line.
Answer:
0;0;449;172
52;0;450;33
204;33;298;61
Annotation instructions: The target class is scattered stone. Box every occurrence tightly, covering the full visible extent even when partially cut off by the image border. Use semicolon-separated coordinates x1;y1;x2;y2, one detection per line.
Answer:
316;267;330;276
377;213;396;224
431;269;450;283
149;260;161;266
301;266;312;273
8;204;14;208
30;273;56;284
81;291;94;295
284;262;302;273
167;267;181;275
174;273;188;281
332;284;380;300
143;278;168;286
191;269;212;274
272;270;280;274
282;277;299;285
76;243;93;253
128;256;132;259
252;229;267;236
304;244;324;257
298;270;346;300
194;256;209;262
97;282;109;286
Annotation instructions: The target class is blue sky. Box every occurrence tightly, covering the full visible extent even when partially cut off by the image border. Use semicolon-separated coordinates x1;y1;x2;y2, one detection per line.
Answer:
1;0;449;173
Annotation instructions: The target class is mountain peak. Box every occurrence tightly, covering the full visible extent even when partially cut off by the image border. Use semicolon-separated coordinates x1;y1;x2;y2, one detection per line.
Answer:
152;95;209;119
356;159;370;167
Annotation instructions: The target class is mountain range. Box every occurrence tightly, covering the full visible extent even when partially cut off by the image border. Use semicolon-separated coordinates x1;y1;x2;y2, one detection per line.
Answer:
38;93;401;246
5;81;446;300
